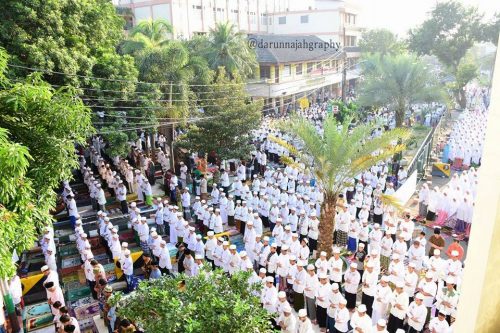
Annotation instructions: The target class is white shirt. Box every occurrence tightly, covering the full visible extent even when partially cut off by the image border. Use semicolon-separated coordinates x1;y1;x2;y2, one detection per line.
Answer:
428;317;450;333
344;269;361;294
389;290;409;320
407;302;427;331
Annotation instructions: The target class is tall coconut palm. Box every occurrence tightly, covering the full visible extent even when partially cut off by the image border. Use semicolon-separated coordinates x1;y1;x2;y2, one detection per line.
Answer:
271;116;409;256
120;19;173;56
358;53;445;127
202;22;257;79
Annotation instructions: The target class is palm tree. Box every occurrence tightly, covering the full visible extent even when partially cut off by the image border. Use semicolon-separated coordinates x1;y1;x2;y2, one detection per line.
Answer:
358;54;445;127
121;19;173;56
202;22;257;79
272;116;409;256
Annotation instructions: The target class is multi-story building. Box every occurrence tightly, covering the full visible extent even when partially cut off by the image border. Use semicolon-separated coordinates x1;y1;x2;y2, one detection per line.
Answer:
114;0;362;111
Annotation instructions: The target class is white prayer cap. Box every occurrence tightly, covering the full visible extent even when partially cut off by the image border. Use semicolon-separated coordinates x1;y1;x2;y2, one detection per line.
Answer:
333;247;340;254
278;291;286;298
392;254;400;260
318;273;328;279
408;262;416;268
298;309;307;317
320;251;327;257
266;276;274;283
381;276;390;282
124;249;131;256
229;245;236;250
141;216;147;221
291;233;298;238
425;272;433;279
176;212;183;217
395;281;404;288
307;264;315;271
122;242;129;248
218;237;224;242
371;250;378;256
239;251;247;257
189;227;195;232
81;233;88;238
374;223;380;229
151;231;158;237
276;218;282;223
195;254;203;260
282;303;292;313
104;217;110;222
111;227;118;233
263;236;270;242
298;260;307;267
310;212;316;217
358;304;367;312
350;263;357;269
97;210;103;215
446;277;455;284
255;234;262;238
247;221;254;226
246;262;253;269
160;241;166;246
223;241;229;246
377;319;387;327
183;221;189;226
259;268;267;274
41;265;49;272
451;250;459;257
366;261;374;268
339;298;347;305
208;207;214;211
415;293;424;300
434;249;441;255
284;225;291;230
215;208;220;212
331;283;339;290
196;234;202;240
281;245;289;251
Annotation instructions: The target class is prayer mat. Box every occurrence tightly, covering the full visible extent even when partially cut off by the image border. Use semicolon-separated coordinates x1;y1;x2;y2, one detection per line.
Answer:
27;326;56;333
94;253;109;262
70;296;94;309
74;302;101;320
78;317;97;331
25;314;54;332
109;280;127;291
59;244;79;257
67;286;91;302
25;302;51;318
62;255;82;269
62;272;80;283
64;280;84;290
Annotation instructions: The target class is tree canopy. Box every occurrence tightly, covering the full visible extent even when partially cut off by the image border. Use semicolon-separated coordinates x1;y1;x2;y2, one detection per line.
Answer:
358;54;445;127
177;68;262;160
192;22;258;79
0;48;93;277
358;29;406;56
111;268;274;333
273;115;409;255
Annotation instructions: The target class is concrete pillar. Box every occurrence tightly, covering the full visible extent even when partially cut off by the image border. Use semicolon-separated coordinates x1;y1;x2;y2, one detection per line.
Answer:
292;94;296;112
454;40;500;333
279;96;284;115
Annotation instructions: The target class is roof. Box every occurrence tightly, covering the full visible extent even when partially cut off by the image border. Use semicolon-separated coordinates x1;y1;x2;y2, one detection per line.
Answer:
248;34;343;64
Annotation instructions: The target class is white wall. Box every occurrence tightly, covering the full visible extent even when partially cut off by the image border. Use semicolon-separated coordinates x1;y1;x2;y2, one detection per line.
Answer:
267;11;341;37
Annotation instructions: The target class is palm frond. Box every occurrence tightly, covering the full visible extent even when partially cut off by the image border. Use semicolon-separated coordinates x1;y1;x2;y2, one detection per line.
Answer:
379;193;405;212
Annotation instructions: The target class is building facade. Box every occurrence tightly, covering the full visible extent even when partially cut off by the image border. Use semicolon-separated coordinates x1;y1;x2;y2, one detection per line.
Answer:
115;0;362;111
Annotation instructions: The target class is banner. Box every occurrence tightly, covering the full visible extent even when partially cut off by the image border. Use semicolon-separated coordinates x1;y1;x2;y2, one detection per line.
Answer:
394;170;418;205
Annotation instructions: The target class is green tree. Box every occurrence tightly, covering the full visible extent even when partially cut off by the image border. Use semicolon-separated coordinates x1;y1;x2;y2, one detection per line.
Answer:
0;48;93;276
197;22;258;79
120;19;174;56
0;0;124;87
407;1;485;107
482;13;500;46
271;116;409;256
177;68;262;160
358;29;406;56
111;268;274;332
358;54;445;127
448;58;478;109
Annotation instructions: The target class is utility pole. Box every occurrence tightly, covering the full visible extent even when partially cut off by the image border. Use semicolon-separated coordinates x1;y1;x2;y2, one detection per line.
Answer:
341;25;347;104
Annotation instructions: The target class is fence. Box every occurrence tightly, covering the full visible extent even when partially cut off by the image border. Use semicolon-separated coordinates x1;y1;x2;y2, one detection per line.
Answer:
406;114;445;182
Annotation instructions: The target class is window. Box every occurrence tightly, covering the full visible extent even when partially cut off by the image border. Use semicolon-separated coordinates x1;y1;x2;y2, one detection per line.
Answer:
260;65;271;79
295;63;302;75
300;15;309;24
283;65;291;77
278;16;286;24
307;62;313;73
